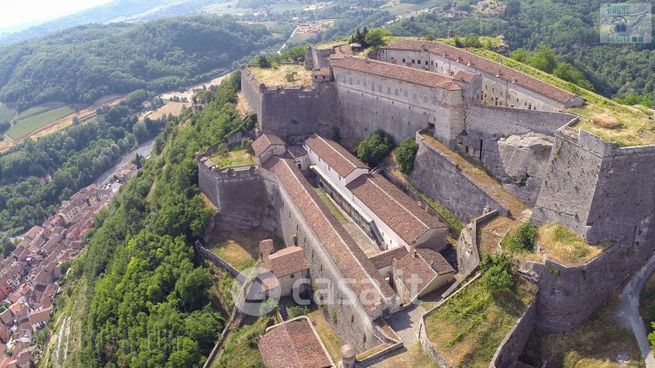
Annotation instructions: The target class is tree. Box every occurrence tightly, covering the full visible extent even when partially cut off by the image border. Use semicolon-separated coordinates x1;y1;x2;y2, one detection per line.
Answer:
481;254;514;293
504;0;521;18
502;222;538;252
364;28;391;50
393;138;419;175
285;70;298;83
356;130;395;167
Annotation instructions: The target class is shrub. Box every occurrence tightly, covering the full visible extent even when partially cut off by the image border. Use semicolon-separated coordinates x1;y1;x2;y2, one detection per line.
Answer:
481;254;514;293
356;129;394;167
364;28;391;50
502;221;538;252
287;305;310;319
393;138;419;174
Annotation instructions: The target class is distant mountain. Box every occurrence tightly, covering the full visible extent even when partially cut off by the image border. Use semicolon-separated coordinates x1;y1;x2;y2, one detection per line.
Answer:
0;0;220;46
0;16;282;109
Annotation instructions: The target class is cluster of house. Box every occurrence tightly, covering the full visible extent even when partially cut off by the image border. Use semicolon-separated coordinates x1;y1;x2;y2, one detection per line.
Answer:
0;163;136;367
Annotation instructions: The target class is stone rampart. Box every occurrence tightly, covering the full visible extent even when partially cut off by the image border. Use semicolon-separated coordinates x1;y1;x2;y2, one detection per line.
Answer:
410;132;509;222
240;67;339;141
490;302;536;368
459;105;577;206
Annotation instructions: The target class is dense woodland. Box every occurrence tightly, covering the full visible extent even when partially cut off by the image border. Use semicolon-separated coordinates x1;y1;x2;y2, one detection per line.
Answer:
59;73;246;367
390;0;655;104
0;92;162;236
0;16;280;110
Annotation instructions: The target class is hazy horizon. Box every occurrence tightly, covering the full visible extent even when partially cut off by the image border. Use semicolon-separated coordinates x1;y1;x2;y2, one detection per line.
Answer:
0;0;113;33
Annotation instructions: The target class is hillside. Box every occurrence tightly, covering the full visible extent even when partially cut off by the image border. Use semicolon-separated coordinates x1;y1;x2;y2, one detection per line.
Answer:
0;16;282;110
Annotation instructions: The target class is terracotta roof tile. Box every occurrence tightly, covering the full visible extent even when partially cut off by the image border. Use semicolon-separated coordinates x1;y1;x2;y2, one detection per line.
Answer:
369;247;409;270
263;157;395;315
384;40;578;105
347;174;447;246
258;318;332;368
304;135;368;178
417;248;455;275
331;55;462;91
264;246;310;278
393;251;437;295
253;134;286;158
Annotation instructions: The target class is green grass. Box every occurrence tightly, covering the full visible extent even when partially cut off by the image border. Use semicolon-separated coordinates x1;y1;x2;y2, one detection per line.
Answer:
382;0;440;16
426;276;534;367
214;315;277;368
208;230;270;271
209;149;255;169
538;222;605;266
313;188;349;224
7;105;73;139
307;310;343;363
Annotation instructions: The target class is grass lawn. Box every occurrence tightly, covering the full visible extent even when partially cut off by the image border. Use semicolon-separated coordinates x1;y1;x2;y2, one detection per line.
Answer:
7;105;73;139
313;187;349;224
373;343;436;368
524;293;643;368
214;314;277;368
425;277;535;368
249;65;312;88
538;222;606;266
468;48;655;147
207;229;273;271
307;310;344;363
209;149;255;169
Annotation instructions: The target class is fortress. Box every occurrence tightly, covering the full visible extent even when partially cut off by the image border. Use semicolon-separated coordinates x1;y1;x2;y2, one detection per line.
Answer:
201;39;655;366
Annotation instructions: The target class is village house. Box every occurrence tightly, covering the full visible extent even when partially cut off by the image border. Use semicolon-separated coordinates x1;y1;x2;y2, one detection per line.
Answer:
258;317;334;368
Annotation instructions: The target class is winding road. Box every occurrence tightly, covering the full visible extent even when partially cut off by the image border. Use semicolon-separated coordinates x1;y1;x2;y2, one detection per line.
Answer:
618;252;655;367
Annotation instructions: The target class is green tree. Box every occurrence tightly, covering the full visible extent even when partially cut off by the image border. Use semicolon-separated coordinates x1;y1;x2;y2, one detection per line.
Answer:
502;222;539;252
356;130;395;167
481;254;514;293
393;138;419;175
364;28;391;50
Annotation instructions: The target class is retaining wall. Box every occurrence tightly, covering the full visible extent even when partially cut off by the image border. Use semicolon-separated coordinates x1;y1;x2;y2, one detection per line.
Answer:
490;302;536;368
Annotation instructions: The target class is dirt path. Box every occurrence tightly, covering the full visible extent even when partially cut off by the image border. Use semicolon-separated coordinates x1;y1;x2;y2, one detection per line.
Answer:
618;252;655;367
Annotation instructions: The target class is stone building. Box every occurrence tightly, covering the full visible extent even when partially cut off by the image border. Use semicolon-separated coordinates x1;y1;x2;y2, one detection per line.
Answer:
258;317;334;368
392;248;455;304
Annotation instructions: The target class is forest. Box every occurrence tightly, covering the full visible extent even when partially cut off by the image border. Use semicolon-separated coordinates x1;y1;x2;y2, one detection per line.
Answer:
389;0;655;103
0;16;281;110
56;73;247;367
0;92;163;236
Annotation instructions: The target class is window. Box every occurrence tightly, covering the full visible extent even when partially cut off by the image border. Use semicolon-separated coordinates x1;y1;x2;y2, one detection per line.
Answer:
412;59;415;64
425;60;428;65
402;58;406;63
395;88;399;96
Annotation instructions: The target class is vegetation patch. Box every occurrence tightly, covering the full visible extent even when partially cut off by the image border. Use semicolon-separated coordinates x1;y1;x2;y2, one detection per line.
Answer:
356;129;395;167
426;255;534;368
7;105;73;139
208;229;271;271
502;221;538;252
215;315;277;368
373;343;435;368
209;148;255;169
307;310;344;363
0;103;16;125
524;294;642;368
538;222;605;265
393;138;419;175
591;113;622;130
249;64;312;88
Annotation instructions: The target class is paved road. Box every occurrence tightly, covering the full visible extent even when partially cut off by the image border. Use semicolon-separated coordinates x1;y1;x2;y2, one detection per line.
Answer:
384;304;426;345
618;252;655;367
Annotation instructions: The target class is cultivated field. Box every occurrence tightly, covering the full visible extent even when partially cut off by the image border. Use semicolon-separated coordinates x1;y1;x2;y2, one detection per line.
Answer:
141;101;189;122
7;104;73;139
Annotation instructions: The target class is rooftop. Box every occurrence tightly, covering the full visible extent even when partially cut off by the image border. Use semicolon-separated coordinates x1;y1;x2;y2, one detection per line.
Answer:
330;55;462;91
304;134;369;178
264;246;310;278
209;149;255;169
384;39;578;105
252;133;285;158
258;318;333;368
263;156;395;315
347;173;447;246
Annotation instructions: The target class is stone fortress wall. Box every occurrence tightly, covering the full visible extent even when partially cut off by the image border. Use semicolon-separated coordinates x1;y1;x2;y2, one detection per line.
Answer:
234;40;655;365
241;67;339;142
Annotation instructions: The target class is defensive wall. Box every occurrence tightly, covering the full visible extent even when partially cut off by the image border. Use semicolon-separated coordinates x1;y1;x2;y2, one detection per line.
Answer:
241;67;339;142
457;105;578;205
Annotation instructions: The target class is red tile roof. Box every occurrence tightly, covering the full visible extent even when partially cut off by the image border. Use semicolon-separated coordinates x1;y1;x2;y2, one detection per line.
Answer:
331;55;462;91
384;40;579;105
258;318;332;368
304;135;368;178
265;246;310;278
369;246;409;270
347;174;447;246
393;248;453;297
263;157;394;315
252;134;286;158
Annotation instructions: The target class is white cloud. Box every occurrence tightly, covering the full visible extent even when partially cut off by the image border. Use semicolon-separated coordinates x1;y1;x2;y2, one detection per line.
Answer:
0;0;113;30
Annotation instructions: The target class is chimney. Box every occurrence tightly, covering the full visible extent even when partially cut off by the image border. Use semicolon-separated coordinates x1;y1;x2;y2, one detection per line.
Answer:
339;344;356;368
259;239;274;260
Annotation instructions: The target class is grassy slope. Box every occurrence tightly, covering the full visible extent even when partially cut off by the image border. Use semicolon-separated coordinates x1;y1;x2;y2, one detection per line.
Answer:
213;315;277;368
426;277;534;368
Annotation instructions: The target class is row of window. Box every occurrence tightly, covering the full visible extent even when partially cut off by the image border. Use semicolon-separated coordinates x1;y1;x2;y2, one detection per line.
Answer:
341;75;439;105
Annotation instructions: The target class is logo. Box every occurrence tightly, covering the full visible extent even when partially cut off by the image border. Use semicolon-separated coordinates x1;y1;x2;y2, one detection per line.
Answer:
600;3;652;44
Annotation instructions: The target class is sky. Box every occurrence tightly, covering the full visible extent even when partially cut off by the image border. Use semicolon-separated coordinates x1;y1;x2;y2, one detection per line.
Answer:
0;0;113;31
